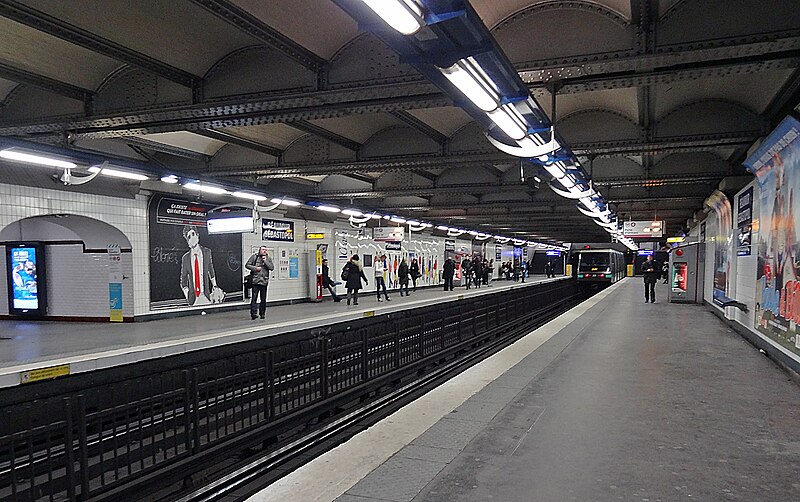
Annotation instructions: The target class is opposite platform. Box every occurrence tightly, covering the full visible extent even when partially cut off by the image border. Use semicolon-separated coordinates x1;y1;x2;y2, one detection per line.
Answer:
253;278;800;502
0;276;559;388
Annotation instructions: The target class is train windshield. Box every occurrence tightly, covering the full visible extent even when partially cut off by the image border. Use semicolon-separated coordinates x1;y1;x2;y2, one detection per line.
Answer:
579;253;610;272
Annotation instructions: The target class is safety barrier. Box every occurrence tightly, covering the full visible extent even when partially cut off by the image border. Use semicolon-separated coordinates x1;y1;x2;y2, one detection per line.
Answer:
0;279;576;501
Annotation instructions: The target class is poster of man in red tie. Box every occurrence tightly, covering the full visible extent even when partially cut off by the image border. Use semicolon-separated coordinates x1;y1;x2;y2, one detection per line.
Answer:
148;194;243;310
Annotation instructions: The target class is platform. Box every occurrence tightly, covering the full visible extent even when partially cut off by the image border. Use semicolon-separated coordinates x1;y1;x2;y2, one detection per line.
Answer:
0;276;558;388
253;278;800;502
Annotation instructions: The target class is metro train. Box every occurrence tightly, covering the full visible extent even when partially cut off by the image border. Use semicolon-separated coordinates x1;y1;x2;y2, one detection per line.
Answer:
575;248;626;284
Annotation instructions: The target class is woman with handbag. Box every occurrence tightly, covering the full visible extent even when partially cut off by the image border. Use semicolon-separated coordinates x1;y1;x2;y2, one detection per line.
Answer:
342;254;368;306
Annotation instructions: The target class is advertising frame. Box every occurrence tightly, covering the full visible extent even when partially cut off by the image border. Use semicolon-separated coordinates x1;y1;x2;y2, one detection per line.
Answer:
6;241;47;317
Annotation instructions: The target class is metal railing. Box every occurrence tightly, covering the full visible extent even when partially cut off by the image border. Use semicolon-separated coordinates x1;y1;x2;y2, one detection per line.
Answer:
0;279;575;501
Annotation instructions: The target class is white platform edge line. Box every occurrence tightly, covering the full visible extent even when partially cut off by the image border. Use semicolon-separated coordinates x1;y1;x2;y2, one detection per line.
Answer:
247;279;627;502
0;278;565;388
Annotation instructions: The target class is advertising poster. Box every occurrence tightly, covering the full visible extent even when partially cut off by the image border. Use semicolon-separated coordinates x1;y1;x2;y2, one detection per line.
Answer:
278;248;290;280
262;219;294;242
745;115;800;355
704;190;733;306
288;248;299;279
495;245;502;260
8;245;41;312
148;194;243;310
107;244;123;322
672;263;687;293
737;187;753;256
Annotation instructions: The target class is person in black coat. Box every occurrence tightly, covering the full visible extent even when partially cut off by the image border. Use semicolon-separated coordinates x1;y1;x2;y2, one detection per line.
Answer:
321;258;341;302
398;258;410;296
409;259;420;292
641;255;659;303
461;258;472;289
443;257;455;291
343;255;368;306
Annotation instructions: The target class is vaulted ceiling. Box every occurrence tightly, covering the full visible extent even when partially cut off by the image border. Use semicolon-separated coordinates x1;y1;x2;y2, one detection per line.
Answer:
0;0;798;243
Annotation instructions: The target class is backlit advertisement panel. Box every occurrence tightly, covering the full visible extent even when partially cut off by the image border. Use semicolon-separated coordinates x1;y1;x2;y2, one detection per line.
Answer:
7;242;46;315
745;115;800;356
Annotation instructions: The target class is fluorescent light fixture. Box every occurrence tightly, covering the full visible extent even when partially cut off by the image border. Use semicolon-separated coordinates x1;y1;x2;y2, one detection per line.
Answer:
468;230;479;236
533;176;541;183
160;175;179;184
487;104;528;140
232;191;267;201
544;164;565;179
270;198;302;206
390;216;407;223
361;0;424;35
184;182;229;195
207;216;254;234
88;166;149;181
316;204;341;213
342;209;364;217
407;220;420;226
422;222;433;228
369;213;383;220
439;58;499;112
436;225;449;231
0;149;77;169
383;215;391;220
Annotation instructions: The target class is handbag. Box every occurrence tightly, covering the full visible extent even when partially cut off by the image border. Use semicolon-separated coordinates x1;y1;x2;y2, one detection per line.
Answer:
341;265;350;281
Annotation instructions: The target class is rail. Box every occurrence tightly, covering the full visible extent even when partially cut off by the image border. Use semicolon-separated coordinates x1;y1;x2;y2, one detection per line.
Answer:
0;279;575;501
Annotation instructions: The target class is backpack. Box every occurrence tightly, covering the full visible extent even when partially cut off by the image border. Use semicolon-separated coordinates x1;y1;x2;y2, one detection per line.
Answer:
341;263;350;281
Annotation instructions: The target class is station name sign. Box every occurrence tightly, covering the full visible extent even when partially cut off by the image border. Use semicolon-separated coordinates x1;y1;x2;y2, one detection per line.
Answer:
262;218;294;242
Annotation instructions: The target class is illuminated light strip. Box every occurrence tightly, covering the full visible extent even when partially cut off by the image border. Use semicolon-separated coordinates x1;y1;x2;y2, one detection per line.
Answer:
1;149;76;169
361;0;424;35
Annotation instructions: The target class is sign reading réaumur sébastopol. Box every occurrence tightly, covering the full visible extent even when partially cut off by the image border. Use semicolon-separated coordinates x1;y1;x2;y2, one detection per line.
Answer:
262;219;294;242
744;115;800;357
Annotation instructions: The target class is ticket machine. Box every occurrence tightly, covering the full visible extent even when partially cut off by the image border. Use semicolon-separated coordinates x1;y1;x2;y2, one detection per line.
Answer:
669;242;705;303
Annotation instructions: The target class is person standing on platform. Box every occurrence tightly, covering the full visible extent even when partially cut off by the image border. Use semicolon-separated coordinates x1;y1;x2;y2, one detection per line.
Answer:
343;254;367;306
462;258;472;289
321;258;341;302
398;258;410;296
409;259;420;292
544;260;555;278
443;256;455;291
374;254;391;302
642;254;659;303
245;246;274;320
472;256;482;289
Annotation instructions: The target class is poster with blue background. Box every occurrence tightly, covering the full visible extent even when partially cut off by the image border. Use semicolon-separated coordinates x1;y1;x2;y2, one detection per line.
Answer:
10;246;39;310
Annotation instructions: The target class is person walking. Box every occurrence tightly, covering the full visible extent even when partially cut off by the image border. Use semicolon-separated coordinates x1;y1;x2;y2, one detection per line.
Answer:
642;254;659;303
343;254;368;306
374;254;391;302
443;256;455;291
398;258;410;296
245;246;274;320
321;258;341;302
409;259;420;292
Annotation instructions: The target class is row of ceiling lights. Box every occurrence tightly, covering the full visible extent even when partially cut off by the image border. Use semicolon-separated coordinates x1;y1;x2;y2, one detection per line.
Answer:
358;0;637;252
0;147;566;251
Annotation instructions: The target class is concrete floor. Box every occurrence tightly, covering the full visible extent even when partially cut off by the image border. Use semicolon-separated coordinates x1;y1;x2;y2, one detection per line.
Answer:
413;280;800;501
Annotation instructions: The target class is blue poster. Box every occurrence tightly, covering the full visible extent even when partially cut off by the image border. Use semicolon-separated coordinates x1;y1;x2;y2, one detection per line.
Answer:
289;256;299;279
10;246;39;310
109;283;123;322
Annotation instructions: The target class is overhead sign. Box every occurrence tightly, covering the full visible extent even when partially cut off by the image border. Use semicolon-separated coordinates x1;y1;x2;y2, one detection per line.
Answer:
385;241;401;251
373;226;404;242
666;236;685;243
623;220;664;238
306;233;325;240
262;218;294;242
545;250;561;257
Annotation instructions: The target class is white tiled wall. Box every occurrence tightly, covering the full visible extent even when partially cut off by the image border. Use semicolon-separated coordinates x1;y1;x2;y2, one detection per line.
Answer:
0;183;149;315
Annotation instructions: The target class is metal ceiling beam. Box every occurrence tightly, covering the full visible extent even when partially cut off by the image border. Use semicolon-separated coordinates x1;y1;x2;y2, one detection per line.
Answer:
0;82;447;138
288;120;361;151
205;133;758;178
0;61;92;102
762;66;800;127
390;110;448;145
307;183;530;199
189;0;326;72
195;129;283;158
120;136;210;162
0;0;200;88
520;33;800;95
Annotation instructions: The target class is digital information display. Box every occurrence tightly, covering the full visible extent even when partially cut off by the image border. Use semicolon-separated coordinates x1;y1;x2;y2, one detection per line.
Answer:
7;243;46;315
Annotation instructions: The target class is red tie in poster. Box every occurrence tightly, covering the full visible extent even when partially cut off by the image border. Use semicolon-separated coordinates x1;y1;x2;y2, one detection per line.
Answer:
194;256;201;297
